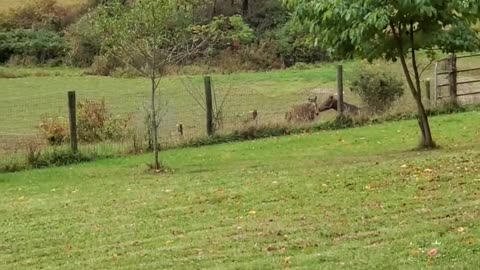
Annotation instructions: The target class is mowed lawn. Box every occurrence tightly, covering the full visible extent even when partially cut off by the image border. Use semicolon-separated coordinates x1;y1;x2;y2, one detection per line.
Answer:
1;111;480;269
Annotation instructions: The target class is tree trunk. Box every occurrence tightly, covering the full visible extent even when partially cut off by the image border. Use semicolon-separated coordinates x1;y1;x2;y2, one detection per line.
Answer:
414;94;435;148
398;56;435;148
151;77;160;170
408;23;435;149
242;0;248;15
151;3;160;170
391;22;435;149
212;0;217;18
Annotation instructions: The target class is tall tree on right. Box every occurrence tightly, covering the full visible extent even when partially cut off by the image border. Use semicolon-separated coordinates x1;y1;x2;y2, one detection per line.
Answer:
285;0;480;148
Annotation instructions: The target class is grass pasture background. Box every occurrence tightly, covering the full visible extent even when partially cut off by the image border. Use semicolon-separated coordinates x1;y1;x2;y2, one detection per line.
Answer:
1;55;480;161
1;112;479;269
0;63;352;159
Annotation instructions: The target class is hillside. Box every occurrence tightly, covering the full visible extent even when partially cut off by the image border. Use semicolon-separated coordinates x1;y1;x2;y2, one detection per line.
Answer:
0;0;86;11
1;111;479;269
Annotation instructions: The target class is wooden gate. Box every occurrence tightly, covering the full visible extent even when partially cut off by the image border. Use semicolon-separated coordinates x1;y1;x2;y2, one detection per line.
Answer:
434;53;480;105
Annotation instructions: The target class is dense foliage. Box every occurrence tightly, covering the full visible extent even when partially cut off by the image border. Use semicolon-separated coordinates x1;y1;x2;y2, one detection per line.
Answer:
0;0;85;31
0;0;334;70
1;0;478;72
350;67;404;114
0;29;66;64
191;15;255;54
286;0;480;148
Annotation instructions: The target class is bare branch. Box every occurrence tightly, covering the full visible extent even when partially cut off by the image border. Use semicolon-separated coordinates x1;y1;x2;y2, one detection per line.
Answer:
112;44;149;76
419;58;435;78
181;77;207;111
409;21;422;95
154;77;161;90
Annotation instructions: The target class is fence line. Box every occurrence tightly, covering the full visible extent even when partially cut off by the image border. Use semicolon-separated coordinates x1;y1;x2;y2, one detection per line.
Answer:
7;61;478;161
1;77;336;159
434;53;480;105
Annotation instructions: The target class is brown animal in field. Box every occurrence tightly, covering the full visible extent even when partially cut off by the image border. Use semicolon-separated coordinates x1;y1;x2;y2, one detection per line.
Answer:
176;123;184;136
237;109;259;125
317;95;362;115
244;109;258;124
285;96;319;122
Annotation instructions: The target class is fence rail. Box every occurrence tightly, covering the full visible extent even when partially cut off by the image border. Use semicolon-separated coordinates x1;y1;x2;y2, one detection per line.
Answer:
434;53;480;105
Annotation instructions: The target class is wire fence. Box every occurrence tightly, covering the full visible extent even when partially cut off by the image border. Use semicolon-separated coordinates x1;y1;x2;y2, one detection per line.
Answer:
0;76;338;161
3;59;479;163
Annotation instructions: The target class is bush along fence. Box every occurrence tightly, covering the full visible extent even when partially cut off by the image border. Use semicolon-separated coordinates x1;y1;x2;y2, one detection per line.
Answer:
2;65;480;173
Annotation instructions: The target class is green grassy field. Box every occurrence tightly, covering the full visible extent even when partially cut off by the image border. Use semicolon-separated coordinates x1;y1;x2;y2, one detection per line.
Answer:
0;62;362;158
3;53;480;134
1;54;480;158
0;61;421;144
1;111;479;269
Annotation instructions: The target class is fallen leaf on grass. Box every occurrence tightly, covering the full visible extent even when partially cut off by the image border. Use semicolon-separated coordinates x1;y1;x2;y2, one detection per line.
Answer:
427;248;439;257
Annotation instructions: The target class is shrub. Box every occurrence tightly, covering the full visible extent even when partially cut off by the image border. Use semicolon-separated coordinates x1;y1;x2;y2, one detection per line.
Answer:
0;0;86;31
191;15;255;57
38;99;132;144
65;11;102;67
0;29;66;64
350;67;405;114
110;66;142;78
273;20;331;66
85;55;118;76
245;0;289;32
25;148;96;169
36;150;96;168
77;99;132;142
39;117;69;145
26;143;42;167
239;42;285;70
77;99;108;142
103;114;133;141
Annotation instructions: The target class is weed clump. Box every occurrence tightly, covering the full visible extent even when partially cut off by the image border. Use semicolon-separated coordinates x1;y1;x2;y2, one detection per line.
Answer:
0;147;98;173
39;117;69;145
350;66;404;114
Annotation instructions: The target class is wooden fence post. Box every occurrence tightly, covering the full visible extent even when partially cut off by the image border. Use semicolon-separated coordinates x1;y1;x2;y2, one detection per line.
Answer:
448;53;458;105
68;91;78;153
204;76;214;136
337;65;344;114
424;80;431;101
